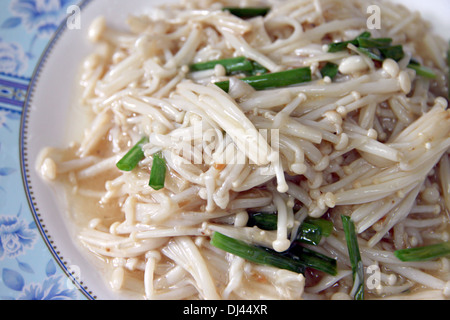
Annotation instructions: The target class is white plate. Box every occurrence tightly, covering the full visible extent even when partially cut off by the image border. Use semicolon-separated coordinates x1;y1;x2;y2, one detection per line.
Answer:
20;0;178;300
20;0;450;300
390;0;450;41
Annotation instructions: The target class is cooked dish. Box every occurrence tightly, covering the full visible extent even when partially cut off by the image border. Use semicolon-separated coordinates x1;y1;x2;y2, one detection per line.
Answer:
37;0;450;300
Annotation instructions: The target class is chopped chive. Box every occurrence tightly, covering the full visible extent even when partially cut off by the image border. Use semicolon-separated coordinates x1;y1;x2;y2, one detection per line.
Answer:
326;30;441;82
341;215;364;300
327;31;371;53
296;222;322;246
246;213;332;246
320;62;339;79
190;57;268;76
356;47;384;61
328;39;359;53
327;31;403;61
378;45;404;61
210;232;305;274
215;67;311;92
359;44;404;62
116;137;149;171
357;37;392;49
247;213;277;230
394;242;450;262
299;248;337;276
238;66;312;90
215;80;231;92
305;218;333;237
222;7;270;19
149;152;166;191
250;60;269;75
287;244;338;276
357;31;372;39
189;56;254;75
407;62;437;79
210;232;337;275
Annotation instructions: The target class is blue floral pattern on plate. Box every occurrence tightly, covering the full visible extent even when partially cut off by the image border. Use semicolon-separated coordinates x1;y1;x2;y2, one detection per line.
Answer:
0;207;37;259
2;259;78;300
0;38;28;75
0;0;84;300
9;0;76;37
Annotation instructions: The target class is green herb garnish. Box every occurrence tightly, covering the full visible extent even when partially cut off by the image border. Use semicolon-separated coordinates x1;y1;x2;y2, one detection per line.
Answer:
342;215;364;300
116;137;149;171
222;7;270;19
149;152;166;191
215;67;311;92
394;242;450;262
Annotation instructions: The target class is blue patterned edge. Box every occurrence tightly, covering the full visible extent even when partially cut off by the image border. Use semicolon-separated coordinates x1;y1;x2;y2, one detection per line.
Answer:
19;0;96;300
0;74;29;110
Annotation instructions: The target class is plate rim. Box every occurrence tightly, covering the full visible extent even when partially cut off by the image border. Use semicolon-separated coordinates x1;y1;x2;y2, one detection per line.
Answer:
19;0;96;301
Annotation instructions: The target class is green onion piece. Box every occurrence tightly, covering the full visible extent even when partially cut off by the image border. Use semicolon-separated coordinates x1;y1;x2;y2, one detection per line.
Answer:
296;222;322;246
247;213;333;235
250;60;269;75
189;57;268;76
378;45;404;61
320;62;339;79
357;31;372;39
394;242;450;262
116;137;149;171
341;215;364;300
247;213;277;230
238;66;312;90
355;36;392;61
327;32;403;62
287;244;338;276
189;56;254;75
327;31;371;53
328;40;359;53
223;7;270;18
356;47;384;61
357;37;392;49
210;232;305;274
215;67;312;92
247;213;332;246
408;63;437;79
299;248;337;276
407;61;437;79
215;81;231;92
149;152;166;191
305;218;333;237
